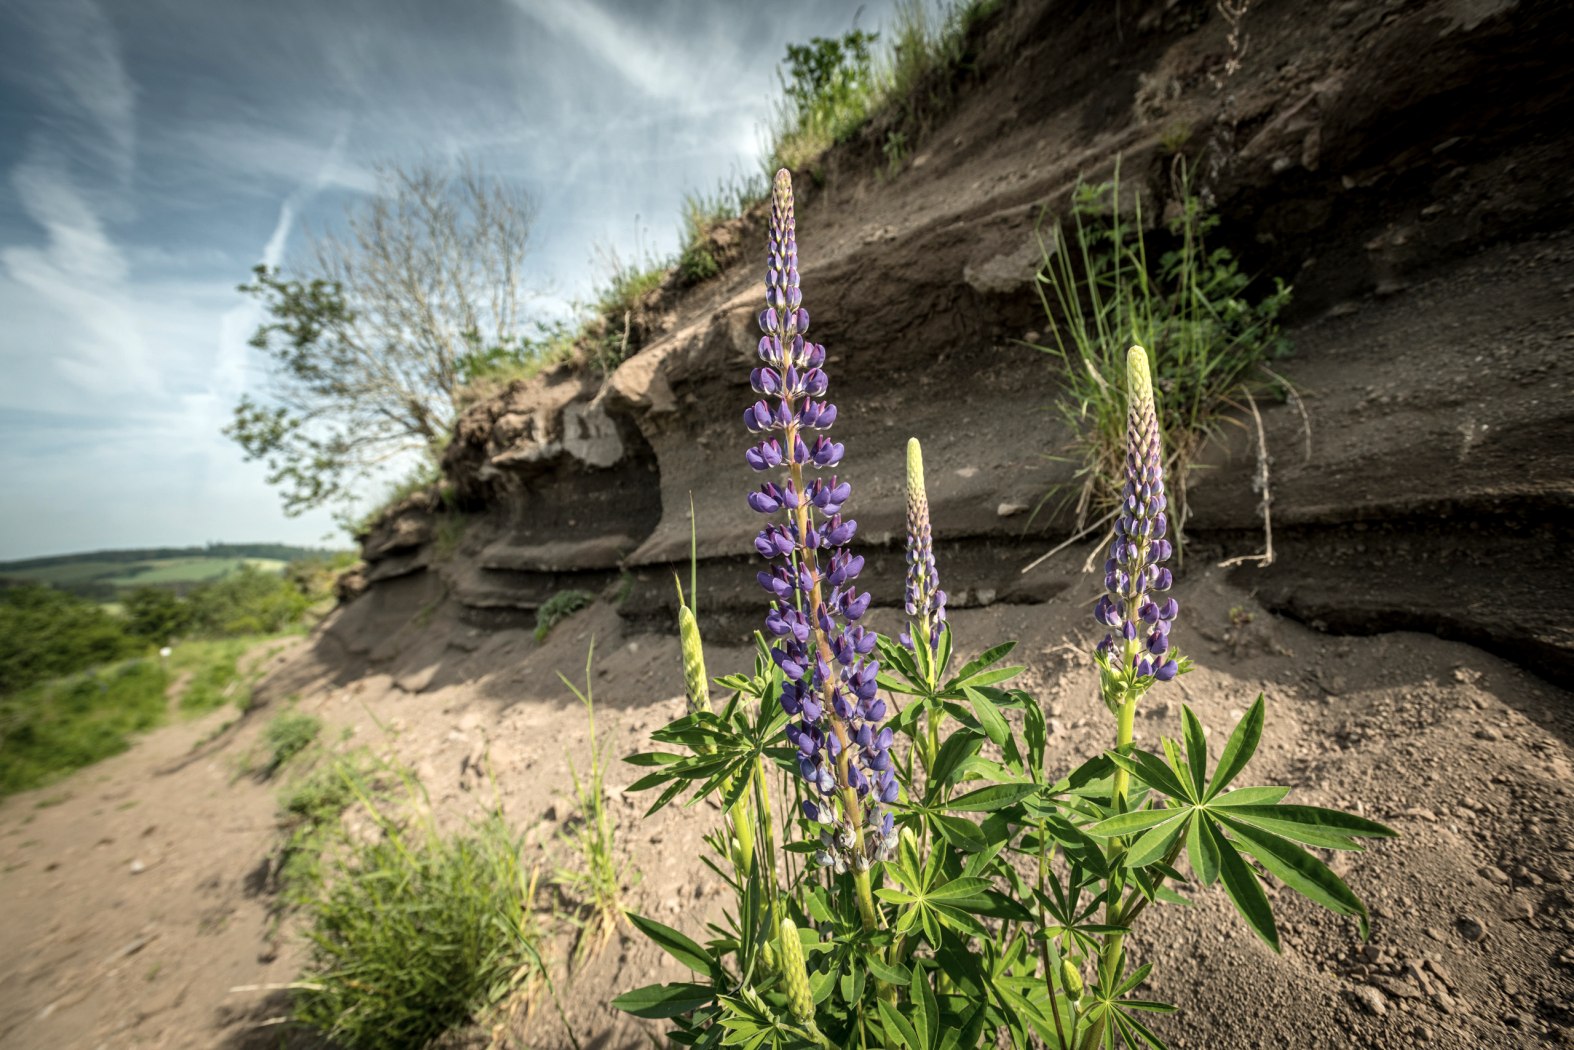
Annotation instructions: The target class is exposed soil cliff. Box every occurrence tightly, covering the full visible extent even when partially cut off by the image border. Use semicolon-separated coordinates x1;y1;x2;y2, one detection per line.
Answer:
340;0;1574;687
5;5;1574;1050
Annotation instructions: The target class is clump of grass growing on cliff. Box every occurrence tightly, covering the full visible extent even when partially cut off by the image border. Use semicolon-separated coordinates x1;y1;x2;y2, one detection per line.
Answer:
455;321;579;408
290;765;543;1050
676;169;768;285
766;0;1002;172
534;589;594;643
1031;161;1292;548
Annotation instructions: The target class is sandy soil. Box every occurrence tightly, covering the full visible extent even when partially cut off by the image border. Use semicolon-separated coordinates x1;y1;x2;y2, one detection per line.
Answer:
2;572;1569;1049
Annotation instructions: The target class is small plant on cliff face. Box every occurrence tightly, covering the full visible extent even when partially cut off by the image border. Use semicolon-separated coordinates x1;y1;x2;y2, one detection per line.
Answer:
535;589;595;643
614;170;1392;1049
1031;162;1291;549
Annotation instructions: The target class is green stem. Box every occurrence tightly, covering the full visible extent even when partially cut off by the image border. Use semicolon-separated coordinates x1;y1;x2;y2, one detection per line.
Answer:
1083;676;1139;1050
852;867;879;931
1037;827;1072;1050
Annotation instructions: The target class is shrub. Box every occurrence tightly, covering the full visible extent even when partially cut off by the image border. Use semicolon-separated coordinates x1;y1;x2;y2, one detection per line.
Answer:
0;585;142;694
1031;162;1292;540
186;564;311;637
534;589;594;643
122;586;194;644
290;777;542;1049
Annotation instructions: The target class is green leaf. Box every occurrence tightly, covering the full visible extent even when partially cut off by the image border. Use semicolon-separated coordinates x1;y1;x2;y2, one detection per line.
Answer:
963;685;1010;748
626;913;714;973
951;641;1017;685
931;813;989;851
1125;813;1190;868
953;666;1025;689
1086;807;1182;839
612;981;714;1018
624;750;686;767
1186;812;1220;886
1208;820;1279;950
1223;805;1397;850
1220;818;1369;924
945;782;1037;813
878;999;921;1048
1107;748;1191;802
1179;705;1208;799
928;731;984;795
1210;786;1291;807
1206;694;1264;799
863;955;912;987
912;964;939;1050
926;876;993;904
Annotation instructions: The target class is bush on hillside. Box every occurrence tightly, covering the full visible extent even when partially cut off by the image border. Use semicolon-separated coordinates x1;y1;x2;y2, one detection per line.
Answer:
0;585;142;694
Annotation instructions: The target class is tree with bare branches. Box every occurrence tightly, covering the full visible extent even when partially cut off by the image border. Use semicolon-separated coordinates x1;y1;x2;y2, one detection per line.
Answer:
227;160;535;516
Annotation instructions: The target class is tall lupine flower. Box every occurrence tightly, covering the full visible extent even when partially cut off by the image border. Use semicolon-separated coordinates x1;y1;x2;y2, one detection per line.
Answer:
1094;346;1180;684
901;437;947;651
745;170;895;882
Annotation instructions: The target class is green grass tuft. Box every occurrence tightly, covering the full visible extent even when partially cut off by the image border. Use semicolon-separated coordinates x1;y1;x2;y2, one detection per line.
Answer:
534;589;595;643
556;646;627;960
258;711;322;778
1030;161;1292;541
288;762;543;1049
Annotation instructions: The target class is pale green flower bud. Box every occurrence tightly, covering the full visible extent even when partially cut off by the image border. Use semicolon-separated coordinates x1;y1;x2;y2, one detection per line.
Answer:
777;917;815;1027
1061;958;1084;1002
677;592;710;714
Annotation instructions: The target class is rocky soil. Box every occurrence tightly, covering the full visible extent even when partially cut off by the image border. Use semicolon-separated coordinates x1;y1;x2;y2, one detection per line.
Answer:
2;584;1571;1048
4;1;1573;1047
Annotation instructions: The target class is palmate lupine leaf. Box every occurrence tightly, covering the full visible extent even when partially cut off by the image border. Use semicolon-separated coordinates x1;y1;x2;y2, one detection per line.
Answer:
1085;695;1396;946
1078;955;1178;1050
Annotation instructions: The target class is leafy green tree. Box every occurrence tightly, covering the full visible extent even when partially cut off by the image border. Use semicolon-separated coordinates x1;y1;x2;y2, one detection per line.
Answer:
123;586;194;645
0;586;140;694
187;565;310;637
227;160;537;516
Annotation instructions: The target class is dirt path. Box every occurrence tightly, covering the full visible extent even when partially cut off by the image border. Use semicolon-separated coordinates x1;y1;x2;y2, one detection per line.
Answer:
2;581;1569;1049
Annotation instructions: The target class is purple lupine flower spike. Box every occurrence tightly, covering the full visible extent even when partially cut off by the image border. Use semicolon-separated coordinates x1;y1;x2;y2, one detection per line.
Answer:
901;438;946;650
747;170;895;870
1094;347;1180;684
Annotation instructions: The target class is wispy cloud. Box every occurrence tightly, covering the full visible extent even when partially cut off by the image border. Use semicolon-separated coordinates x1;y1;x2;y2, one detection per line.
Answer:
509;0;706;103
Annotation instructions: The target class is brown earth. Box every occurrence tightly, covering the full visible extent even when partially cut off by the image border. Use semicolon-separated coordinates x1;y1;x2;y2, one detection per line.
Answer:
4;0;1574;1047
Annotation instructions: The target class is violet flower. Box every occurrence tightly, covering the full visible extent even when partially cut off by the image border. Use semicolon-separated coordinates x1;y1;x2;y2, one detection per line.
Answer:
1094;347;1179;683
746;169;895;871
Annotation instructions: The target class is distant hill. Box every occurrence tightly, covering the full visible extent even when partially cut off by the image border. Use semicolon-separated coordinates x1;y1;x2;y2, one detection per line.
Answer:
0;544;350;601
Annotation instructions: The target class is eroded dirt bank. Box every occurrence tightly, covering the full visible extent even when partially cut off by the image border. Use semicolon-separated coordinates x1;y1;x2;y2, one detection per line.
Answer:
4;1;1573;1047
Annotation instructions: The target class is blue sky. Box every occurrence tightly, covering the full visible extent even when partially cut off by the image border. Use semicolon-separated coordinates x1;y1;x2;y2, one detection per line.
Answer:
0;0;898;559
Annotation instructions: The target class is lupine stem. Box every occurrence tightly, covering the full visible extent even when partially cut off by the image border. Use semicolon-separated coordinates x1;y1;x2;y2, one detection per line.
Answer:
788;444;879;931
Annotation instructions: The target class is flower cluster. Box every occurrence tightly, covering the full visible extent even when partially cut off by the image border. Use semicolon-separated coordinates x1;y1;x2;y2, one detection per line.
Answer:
746;169;895;870
900;437;947;651
1094;347;1179;682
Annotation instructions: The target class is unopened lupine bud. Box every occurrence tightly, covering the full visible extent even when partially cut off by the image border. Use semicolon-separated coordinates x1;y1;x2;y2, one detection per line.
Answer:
1094;347;1180;683
901;437;947;651
677;601;710;714
777;917;816;1027
1061;958;1084;1002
